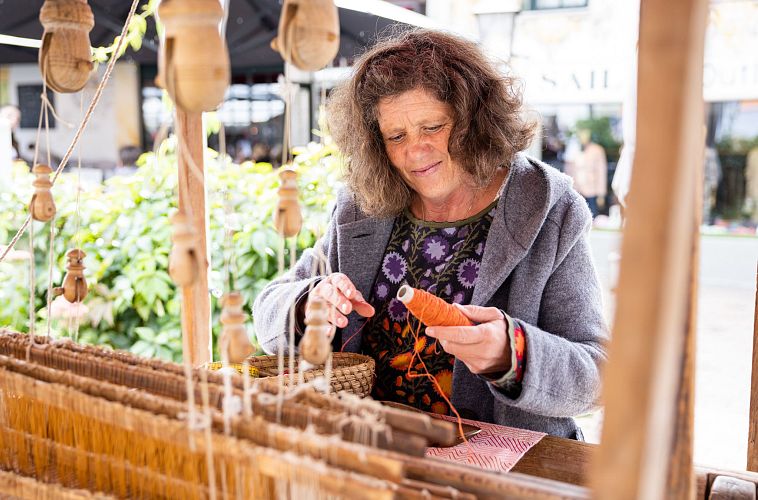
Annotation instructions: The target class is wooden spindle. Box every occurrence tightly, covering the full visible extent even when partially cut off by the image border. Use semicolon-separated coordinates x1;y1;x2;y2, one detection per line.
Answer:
271;0;340;72
168;212;198;287
300;296;334;365
29;164;56;222
273;168;302;238
219;292;253;364
38;0;94;93
53;249;87;302
157;0;230;112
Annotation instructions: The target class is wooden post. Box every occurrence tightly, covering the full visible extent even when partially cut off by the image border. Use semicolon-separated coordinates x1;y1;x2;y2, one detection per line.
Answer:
176;109;211;366
665;137;704;498
589;0;708;498
748;263;758;471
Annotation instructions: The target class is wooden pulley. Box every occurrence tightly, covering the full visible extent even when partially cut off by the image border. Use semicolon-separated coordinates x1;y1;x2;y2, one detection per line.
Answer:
29;164;56;222
168;212;198;287
273;168;302;238
53;249;88;303
157;0;230;112
38;0;95;93
300;296;334;365
219;291;254;364
271;0;340;72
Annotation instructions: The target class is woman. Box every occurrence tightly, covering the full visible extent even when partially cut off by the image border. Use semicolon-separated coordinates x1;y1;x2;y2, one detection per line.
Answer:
254;29;607;439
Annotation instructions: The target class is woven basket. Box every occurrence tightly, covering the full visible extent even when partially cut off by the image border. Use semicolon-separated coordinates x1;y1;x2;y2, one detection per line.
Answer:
208;353;375;398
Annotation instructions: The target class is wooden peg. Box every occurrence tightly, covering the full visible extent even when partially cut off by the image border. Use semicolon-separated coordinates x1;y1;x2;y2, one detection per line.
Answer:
29;164;56;222
271;0;340;72
157;0;230;112
168;212;198;287
219;291;254;364
300;296;334;365
53;249;87;303
38;0;94;93
273;168;302;238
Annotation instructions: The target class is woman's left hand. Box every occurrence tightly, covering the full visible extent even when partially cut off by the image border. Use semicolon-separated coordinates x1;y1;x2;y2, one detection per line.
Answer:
425;304;511;375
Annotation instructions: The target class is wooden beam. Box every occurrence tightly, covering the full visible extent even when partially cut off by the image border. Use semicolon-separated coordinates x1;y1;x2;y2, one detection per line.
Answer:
176;109;211;366
749;262;758;471
589;0;708;498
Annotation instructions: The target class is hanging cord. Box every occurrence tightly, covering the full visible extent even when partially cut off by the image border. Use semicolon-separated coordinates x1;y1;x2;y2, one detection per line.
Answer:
0;0;140;265
70;91;85;341
25;74;50;351
43;84;57;339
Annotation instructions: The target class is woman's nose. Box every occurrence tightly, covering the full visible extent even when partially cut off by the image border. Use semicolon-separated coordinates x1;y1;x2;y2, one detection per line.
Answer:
406;135;431;159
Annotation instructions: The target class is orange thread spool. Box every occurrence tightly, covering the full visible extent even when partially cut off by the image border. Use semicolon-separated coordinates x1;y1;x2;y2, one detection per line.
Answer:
396;285;473;327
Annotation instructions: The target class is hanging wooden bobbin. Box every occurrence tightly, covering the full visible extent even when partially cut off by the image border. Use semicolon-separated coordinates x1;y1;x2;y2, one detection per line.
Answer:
273;168;302;238
29;164;56;222
271;0;340;72
53;249;88;303
38;0;95;93
168;212;198;287
157;0;230;112
300;296;334;365
219;291;254;364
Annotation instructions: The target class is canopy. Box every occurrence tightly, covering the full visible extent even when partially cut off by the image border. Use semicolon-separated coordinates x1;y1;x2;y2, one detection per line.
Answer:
0;0;439;69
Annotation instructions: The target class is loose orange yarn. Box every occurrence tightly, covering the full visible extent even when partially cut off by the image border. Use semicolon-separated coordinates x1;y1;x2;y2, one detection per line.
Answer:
397;285;473;327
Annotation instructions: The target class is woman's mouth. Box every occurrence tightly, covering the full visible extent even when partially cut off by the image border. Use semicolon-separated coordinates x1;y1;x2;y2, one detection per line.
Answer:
412;161;441;176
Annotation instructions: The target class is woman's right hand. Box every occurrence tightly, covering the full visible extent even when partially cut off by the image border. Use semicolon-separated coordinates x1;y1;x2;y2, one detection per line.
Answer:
309;273;375;328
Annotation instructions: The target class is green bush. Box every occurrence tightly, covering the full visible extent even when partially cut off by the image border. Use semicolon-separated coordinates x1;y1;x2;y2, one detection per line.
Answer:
0;136;342;362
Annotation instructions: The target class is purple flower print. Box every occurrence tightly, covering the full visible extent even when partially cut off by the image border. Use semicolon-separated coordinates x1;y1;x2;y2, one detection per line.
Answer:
402;239;410;252
419;278;431;289
423;236;448;263
375;282;389;300
388;298;408;321
443;227;457;236
457;258;479;289
444;284;452;296
458;226;470;238
475;242;484;256
452;291;465;304
382;252;407;284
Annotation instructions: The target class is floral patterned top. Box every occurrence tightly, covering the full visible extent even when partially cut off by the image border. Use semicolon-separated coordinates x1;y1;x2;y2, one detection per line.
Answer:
360;200;525;415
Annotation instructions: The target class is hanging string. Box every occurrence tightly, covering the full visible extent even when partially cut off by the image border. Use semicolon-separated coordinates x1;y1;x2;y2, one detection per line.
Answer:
43;88;56;339
0;0;141;265
28;219;35;345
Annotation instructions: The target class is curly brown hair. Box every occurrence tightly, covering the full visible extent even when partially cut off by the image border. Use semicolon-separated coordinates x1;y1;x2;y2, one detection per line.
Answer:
328;28;537;218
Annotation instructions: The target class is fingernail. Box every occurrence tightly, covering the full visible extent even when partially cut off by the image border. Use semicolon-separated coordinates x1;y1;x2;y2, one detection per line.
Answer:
341;303;350;314
345;289;352;298
339;317;347;327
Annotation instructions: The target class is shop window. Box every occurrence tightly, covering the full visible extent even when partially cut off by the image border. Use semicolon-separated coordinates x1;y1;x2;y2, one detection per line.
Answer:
523;0;588;10
710;100;758;222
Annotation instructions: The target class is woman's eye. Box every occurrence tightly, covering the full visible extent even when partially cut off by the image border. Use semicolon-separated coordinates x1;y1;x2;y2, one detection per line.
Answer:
425;125;442;132
388;135;404;143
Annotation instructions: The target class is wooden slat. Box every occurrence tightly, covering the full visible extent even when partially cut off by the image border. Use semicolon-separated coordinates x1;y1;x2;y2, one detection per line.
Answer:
511;435;592;486
748;262;758;471
589;0;708;498
665;113;705;499
176;109;211;366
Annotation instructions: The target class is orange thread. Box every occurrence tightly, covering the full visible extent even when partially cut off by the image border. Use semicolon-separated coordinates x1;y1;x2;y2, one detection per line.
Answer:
400;288;474;457
397;285;473;327
404;318;473;456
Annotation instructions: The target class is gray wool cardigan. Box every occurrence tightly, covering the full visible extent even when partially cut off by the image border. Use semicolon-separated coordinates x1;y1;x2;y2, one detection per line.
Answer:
253;153;609;439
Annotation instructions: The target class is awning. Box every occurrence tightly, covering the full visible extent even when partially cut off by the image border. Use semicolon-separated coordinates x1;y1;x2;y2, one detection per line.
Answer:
0;0;440;70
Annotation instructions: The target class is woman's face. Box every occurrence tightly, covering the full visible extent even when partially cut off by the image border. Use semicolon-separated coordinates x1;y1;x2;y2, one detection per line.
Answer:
377;88;465;205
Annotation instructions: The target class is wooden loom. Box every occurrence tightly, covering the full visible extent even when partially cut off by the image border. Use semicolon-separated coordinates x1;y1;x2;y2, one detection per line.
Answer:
3;0;758;498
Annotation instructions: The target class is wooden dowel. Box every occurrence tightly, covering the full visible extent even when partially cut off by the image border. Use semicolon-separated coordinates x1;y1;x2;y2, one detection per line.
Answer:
748;262;758;471
176;108;211;366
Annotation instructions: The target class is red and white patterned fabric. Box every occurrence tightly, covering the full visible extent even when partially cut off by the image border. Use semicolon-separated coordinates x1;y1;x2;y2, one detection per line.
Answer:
425;414;545;473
